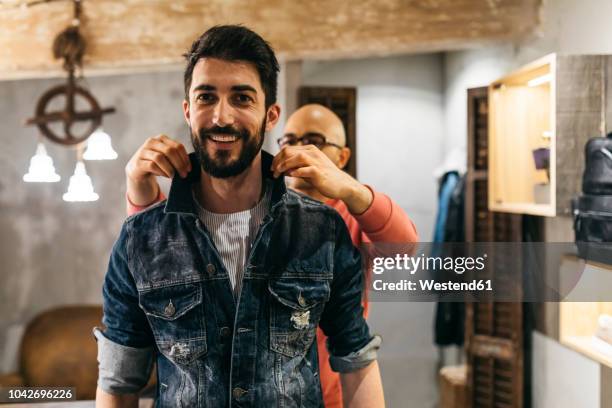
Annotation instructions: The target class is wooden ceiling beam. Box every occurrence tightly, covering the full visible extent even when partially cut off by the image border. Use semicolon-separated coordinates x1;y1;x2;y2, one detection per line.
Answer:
0;0;541;79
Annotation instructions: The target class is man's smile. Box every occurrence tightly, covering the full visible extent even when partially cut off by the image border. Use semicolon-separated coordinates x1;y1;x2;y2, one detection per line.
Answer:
206;133;242;150
208;133;239;143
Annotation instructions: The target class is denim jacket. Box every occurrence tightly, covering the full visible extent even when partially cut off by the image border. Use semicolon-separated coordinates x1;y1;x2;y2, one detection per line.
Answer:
94;151;381;407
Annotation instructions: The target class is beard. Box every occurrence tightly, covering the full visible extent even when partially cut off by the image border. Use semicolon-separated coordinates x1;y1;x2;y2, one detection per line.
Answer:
191;117;266;178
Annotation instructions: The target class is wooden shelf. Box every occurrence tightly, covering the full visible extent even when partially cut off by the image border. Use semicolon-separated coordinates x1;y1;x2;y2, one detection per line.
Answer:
559;256;612;368
489;54;555;216
489;202;556;217
561;336;612;368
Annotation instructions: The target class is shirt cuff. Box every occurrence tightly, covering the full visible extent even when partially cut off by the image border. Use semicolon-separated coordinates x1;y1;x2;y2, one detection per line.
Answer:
93;327;155;395
329;334;382;373
353;186;392;233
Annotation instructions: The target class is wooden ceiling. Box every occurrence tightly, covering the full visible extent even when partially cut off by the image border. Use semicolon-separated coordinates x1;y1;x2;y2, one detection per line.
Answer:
0;0;541;79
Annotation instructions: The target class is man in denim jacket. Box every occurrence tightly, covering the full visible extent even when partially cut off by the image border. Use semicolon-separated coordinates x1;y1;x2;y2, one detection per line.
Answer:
94;25;384;408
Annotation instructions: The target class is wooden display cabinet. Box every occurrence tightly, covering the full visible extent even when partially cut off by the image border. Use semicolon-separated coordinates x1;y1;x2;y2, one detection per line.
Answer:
558;255;612;369
532;255;612;408
488;53;612;217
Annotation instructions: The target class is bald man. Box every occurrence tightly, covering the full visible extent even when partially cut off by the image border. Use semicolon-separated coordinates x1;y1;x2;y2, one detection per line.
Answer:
274;104;367;211
124;104;418;408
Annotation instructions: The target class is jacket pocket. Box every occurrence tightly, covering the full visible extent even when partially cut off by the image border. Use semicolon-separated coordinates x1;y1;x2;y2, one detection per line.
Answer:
138;283;207;364
268;277;330;358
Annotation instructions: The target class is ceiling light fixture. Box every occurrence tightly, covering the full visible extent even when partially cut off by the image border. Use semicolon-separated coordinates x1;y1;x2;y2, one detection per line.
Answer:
23;142;61;183
83;128;118;160
62;160;99;202
22;0;116;201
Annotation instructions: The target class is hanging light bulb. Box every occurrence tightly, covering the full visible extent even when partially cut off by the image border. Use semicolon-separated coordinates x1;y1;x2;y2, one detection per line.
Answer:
62;161;99;202
23;142;61;183
83;128;118;160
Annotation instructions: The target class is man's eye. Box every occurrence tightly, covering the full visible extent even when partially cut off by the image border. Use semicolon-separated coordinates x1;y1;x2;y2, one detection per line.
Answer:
234;94;253;104
197;94;215;103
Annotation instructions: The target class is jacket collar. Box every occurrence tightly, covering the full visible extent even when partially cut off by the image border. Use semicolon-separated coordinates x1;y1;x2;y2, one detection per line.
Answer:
164;150;286;216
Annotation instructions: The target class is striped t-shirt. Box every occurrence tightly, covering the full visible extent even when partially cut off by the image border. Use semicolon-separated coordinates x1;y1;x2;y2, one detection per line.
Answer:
192;181;272;297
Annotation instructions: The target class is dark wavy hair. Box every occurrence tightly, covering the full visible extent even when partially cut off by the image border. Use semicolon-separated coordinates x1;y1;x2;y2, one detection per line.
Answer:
183;25;280;109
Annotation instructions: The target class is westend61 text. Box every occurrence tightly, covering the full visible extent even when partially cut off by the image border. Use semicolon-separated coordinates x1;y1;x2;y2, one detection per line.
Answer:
372;279;493;292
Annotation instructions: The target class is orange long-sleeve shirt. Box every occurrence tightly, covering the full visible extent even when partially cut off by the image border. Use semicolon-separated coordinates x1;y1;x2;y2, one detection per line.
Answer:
315;188;418;408
126;186;418;408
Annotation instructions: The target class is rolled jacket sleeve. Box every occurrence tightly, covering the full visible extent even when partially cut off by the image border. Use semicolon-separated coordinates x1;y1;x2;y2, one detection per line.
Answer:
328;334;382;373
96;220;155;394
319;213;382;373
93;328;154;394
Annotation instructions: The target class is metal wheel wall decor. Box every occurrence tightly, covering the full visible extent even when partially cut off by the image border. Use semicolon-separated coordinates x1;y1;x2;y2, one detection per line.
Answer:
26;76;115;146
21;0;118;202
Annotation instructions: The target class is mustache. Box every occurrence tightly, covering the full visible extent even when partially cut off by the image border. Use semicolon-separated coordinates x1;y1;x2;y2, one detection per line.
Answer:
199;125;244;139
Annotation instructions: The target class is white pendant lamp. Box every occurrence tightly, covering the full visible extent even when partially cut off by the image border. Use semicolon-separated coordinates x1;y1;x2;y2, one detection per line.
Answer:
23;142;61;183
62;161;99;202
83;128;118;160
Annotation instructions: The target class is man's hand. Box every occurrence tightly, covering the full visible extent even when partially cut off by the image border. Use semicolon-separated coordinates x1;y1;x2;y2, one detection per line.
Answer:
125;135;191;206
271;145;373;214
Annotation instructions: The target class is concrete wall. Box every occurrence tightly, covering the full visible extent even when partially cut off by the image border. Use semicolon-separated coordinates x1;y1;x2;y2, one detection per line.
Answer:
532;331;601;408
0;70;189;372
301;54;445;408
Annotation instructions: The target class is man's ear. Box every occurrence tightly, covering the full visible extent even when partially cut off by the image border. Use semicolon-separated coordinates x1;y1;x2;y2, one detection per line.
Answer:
182;99;190;125
338;147;351;170
265;104;281;131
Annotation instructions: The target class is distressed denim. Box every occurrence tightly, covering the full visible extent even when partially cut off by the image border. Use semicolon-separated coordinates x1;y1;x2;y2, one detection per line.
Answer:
96;151;380;407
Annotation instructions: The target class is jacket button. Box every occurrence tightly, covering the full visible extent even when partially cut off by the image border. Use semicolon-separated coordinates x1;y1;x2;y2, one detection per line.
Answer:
232;387;247;399
206;264;216;276
220;327;231;339
298;293;307;307
164;300;175;317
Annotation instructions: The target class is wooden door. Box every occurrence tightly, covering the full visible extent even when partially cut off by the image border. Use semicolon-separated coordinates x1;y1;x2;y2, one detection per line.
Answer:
465;87;525;408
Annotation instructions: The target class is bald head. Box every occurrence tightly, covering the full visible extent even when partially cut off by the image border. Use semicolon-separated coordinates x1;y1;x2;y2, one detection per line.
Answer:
284;104;346;147
282;103;352;197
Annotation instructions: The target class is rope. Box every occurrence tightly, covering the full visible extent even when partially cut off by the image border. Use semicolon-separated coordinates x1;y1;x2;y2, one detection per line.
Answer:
52;25;86;70
51;0;86;71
